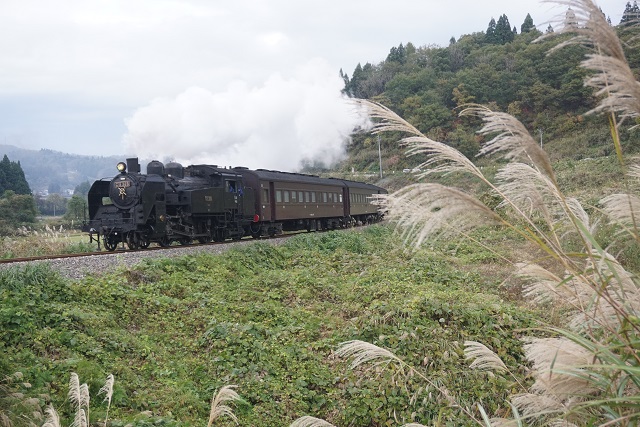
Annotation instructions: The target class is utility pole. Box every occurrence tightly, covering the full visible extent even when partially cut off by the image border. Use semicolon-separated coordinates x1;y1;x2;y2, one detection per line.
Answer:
538;128;543;149
377;135;383;178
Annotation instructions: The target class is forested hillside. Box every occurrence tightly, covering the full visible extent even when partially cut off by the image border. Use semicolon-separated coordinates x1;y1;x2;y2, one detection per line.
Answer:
337;6;640;177
0;144;120;194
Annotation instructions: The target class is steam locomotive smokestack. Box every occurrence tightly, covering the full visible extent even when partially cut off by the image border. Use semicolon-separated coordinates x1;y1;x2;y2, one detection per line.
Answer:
126;158;141;173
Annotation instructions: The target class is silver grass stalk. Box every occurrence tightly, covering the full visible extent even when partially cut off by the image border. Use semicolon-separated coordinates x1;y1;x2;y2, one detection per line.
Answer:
378;183;501;247
584;54;640;121
460;105;556;181
564;198;598;246
548;420;579;427
464;341;508;373
517;263;579;305
79;383;89;409
544;0;640;121
352;98;425;138
578;250;640;329
400;424;429;427
360;97;580;256
97;374;114;427
71;408;87;427
522;337;597;398
289;416;336;427
206;385;241;427
42;405;60;427
336;340;481;423
487;419;520;427
335;340;402;370
511;393;568;420
601;193;640;239
352;100;488;183
493;163;562;231
68;373;80;414
519;253;639;333
79;382;89;424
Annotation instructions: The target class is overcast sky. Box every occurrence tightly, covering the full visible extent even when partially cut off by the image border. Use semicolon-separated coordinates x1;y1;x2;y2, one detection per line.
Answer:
0;0;624;170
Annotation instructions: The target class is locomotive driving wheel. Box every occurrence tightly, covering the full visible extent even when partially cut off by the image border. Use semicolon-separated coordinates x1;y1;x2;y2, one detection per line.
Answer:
126;231;139;250
104;235;118;252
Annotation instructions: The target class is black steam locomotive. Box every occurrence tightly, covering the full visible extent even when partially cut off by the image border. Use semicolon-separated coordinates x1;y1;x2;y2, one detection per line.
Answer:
83;158;386;251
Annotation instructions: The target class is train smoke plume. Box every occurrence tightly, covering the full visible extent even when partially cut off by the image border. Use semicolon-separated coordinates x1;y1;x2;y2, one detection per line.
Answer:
123;59;365;171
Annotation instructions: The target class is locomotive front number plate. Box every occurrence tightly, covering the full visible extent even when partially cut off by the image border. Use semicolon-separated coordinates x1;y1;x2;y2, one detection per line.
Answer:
115;180;131;188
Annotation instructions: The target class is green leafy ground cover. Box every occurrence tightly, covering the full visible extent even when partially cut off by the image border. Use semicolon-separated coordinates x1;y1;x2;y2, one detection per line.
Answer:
1;226;539;426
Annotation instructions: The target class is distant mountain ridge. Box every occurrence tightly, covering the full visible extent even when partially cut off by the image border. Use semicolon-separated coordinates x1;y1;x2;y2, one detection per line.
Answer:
0;144;122;194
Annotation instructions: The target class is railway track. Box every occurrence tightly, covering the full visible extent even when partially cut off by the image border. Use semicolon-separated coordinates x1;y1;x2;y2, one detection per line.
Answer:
0;223;379;279
0;236;296;281
0;232;304;266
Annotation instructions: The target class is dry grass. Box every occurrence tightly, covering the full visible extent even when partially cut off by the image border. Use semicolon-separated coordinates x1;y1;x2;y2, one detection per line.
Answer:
0;225;96;258
206;385;242;427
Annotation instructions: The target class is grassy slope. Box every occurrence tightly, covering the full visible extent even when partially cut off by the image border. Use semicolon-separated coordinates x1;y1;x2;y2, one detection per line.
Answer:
1;226;539;427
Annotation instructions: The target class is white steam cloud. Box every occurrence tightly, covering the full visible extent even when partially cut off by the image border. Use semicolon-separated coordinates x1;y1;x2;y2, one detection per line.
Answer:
123;58;366;171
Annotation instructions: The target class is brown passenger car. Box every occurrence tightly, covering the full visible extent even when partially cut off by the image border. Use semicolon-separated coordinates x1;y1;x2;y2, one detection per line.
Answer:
236;169;386;237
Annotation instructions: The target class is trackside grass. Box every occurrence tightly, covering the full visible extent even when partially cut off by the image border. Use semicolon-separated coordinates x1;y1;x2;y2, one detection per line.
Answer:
0;225;539;426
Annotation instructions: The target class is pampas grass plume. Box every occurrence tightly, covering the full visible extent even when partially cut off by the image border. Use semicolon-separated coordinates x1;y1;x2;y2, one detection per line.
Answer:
464;341;508;373
335;340;401;369
42;405;60;427
206;385;242;427
289;416;336;427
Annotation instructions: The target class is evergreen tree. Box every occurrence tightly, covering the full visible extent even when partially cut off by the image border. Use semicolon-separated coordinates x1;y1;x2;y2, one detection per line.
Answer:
521;13;535;33
495;14;515;44
546;23;555;33
620;1;640;25
10;161;30;194
486;18;497;43
0;154;31;195
386;43;407;64
348;63;364;97
339;68;350;95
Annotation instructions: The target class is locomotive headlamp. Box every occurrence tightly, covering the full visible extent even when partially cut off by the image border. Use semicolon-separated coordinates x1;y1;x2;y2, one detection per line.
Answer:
116;162;127;173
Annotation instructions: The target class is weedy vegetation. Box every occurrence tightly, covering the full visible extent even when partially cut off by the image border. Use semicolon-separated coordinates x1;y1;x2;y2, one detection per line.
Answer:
0;226;538;426
0;225;96;259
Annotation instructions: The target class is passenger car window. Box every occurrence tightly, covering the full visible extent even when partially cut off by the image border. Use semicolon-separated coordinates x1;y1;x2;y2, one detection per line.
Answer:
276;190;282;203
